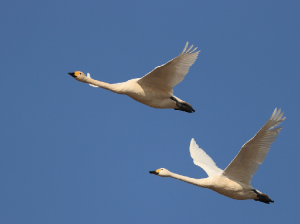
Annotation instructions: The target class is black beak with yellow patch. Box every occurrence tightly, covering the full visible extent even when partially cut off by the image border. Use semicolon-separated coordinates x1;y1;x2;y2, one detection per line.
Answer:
149;170;159;175
68;72;76;78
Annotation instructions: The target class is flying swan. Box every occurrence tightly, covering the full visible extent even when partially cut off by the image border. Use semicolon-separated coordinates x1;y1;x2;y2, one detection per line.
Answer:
150;108;285;203
68;42;199;113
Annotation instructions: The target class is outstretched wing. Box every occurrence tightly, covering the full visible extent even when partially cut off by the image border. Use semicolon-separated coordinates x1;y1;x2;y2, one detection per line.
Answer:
223;108;285;184
190;138;223;177
138;42;200;93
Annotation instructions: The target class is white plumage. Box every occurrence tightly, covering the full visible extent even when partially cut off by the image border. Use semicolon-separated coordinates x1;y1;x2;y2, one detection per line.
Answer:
190;138;223;177
138;42;199;93
68;42;199;113
223;108;285;184
150;108;285;204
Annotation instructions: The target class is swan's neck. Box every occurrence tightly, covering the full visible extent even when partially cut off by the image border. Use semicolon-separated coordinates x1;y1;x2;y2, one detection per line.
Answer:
78;76;124;94
169;172;209;188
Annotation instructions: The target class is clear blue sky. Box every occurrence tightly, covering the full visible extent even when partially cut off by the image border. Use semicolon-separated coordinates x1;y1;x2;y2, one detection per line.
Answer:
1;1;299;223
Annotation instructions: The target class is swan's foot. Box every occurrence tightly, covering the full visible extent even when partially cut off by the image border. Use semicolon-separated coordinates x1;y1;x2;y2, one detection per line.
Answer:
252;189;274;204
170;96;195;113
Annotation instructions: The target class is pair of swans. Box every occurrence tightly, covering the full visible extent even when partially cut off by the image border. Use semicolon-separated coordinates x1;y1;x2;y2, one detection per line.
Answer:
150;108;285;204
68;42;285;203
68;42;199;113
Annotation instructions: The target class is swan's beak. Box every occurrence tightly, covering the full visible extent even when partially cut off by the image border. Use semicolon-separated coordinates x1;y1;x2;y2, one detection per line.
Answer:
149;170;159;175
68;72;76;78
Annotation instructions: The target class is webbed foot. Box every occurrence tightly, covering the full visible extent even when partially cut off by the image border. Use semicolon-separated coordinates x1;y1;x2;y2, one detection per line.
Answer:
170;96;195;113
252;189;274;204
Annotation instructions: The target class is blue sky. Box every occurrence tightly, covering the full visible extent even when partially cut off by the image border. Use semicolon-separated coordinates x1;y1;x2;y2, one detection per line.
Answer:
0;0;299;223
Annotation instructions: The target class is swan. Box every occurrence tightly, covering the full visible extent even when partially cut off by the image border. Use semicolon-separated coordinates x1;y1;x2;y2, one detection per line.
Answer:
150;108;285;204
68;42;199;113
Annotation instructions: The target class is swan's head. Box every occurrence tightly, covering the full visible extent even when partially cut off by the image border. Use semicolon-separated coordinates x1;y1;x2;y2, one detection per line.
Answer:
68;71;86;78
149;168;170;177
68;71;88;83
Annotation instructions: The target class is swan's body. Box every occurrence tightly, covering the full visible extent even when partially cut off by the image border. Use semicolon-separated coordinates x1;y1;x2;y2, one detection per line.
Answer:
150;108;285;203
68;42;199;113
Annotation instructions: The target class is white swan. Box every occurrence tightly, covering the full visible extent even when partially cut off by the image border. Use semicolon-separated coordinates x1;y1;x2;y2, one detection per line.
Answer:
150;108;285;204
68;42;199;113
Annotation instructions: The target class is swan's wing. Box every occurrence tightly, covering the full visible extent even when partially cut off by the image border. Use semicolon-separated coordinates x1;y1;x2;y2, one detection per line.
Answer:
87;73;99;87
190;138;223;177
138;42;200;93
223;108;285;184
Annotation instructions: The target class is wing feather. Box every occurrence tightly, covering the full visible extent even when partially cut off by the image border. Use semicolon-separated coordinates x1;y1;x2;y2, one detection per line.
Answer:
223;108;285;184
190;138;223;177
138;42;200;93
